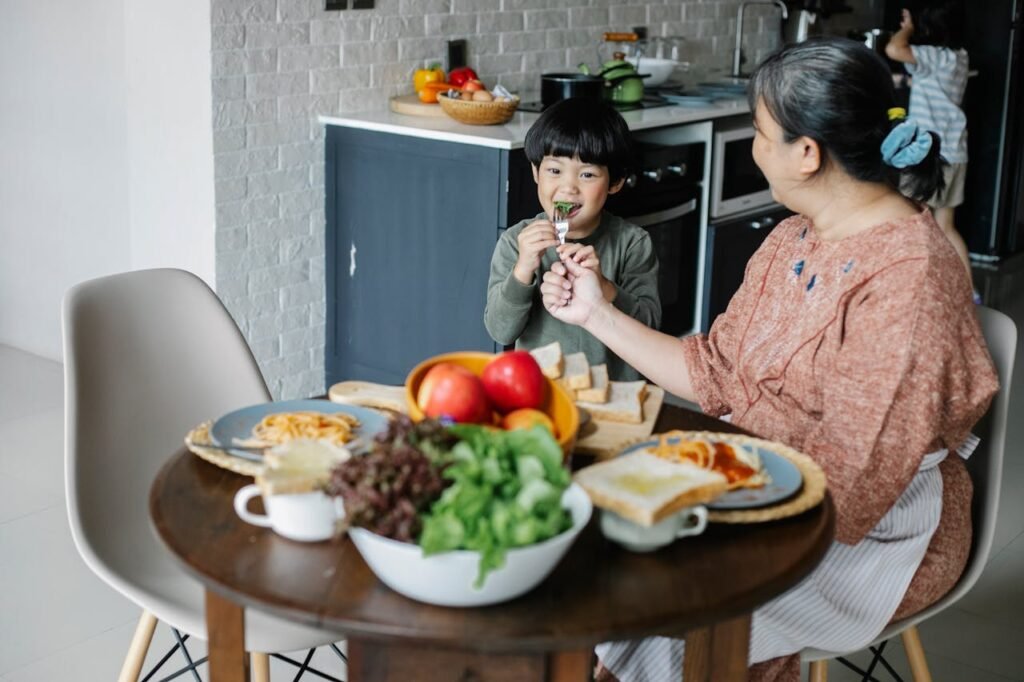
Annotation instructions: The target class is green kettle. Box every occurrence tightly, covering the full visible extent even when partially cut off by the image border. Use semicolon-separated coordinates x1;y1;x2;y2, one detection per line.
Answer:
579;52;649;105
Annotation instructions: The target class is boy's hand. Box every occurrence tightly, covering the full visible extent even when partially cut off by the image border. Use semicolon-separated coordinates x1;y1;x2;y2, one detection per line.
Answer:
556;243;617;302
513;220;559;285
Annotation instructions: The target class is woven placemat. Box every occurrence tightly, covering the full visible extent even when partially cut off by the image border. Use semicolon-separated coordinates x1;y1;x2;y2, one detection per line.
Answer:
185;421;263;478
612;431;827;524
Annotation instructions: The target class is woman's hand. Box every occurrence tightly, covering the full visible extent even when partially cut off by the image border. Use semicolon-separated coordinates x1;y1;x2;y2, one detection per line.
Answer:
557;243;617;302
513;220;559;285
541;258;606;327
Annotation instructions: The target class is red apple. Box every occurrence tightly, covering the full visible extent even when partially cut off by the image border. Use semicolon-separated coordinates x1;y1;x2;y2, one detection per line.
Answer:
480;351;546;414
417;362;492;424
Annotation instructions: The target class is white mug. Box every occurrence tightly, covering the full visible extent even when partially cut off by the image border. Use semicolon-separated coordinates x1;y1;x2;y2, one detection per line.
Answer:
600;505;708;553
233;484;345;542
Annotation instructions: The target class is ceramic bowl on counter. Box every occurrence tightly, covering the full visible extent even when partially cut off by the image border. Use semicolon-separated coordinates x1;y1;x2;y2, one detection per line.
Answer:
625;56;686;88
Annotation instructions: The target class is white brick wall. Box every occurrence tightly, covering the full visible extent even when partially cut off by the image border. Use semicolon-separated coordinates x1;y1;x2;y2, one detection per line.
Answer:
210;0;798;399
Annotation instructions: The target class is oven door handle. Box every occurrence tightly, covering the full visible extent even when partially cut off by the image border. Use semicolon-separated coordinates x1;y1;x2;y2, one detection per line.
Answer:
628;199;698;228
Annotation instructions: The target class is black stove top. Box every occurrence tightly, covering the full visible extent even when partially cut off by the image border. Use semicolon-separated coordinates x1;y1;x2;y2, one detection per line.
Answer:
517;95;671;114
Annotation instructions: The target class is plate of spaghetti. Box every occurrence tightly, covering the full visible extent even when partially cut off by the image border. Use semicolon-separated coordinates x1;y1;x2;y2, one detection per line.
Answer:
210;399;388;457
622;431;803;510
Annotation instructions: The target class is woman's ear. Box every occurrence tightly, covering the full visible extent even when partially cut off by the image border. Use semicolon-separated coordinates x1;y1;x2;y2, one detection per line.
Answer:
795;136;822;176
607;177;626;195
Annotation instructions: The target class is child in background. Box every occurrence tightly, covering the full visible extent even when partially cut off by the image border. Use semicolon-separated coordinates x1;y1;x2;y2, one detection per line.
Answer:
886;1;973;283
483;97;661;381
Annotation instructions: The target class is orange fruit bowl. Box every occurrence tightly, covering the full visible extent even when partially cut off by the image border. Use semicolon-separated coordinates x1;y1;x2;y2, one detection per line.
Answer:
405;351;579;458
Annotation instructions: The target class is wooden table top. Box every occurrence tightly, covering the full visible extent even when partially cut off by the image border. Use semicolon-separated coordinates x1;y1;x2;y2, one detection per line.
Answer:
150;403;834;653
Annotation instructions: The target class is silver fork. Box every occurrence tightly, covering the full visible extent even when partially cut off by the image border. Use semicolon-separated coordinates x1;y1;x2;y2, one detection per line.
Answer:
553;205;570;244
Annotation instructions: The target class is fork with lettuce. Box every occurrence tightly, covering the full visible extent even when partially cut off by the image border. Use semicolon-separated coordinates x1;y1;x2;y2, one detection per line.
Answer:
552;201;574;244
418;424;572;587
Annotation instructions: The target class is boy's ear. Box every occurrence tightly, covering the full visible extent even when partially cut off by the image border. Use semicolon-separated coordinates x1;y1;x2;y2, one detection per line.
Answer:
608;177;626;195
531;164;540;183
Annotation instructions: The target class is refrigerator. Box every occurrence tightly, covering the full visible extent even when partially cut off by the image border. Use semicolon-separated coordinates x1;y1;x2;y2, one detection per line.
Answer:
885;0;1024;262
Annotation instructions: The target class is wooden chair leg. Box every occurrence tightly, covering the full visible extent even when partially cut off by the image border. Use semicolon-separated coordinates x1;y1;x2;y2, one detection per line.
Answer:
900;627;933;682
118;611;158;682
808;659;828;682
251;652;271;682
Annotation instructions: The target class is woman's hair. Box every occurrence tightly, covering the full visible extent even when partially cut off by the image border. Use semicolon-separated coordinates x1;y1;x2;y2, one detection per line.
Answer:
524;97;636;183
747;37;945;202
911;1;965;50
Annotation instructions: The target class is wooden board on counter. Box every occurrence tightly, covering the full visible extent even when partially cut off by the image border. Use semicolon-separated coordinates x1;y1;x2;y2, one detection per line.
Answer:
572;385;664;460
389;95;448;118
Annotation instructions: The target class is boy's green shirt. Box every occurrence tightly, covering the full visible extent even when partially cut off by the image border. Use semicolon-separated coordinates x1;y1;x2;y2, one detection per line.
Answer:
484;212;661;381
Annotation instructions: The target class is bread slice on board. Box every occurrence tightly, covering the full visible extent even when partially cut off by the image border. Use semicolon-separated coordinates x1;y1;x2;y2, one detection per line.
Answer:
563;352;592;389
328;381;407;413
577;380;647;424
573;452;728;526
529;341;564;379
575;364;609;403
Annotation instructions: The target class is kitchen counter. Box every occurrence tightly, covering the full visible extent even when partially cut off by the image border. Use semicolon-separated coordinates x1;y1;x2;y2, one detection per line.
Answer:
318;97;750;149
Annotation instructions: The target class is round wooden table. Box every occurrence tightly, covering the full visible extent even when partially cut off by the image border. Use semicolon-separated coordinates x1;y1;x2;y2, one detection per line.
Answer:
150;404;834;682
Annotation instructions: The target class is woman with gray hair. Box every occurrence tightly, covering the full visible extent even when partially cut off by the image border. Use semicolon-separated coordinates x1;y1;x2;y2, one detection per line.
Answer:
542;38;997;680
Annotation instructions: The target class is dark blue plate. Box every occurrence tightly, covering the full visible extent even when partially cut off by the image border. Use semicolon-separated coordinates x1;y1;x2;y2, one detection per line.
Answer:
210;399;388;460
618;436;803;510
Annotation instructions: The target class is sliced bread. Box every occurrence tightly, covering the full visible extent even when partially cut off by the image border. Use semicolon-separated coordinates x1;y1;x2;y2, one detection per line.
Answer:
575;363;609;403
563;352;592;390
576;380;647;424
573;452;728;526
529;341;564;379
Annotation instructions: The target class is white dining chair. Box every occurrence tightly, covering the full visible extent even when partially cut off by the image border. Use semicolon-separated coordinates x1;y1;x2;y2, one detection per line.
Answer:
803;305;1017;681
63;268;345;681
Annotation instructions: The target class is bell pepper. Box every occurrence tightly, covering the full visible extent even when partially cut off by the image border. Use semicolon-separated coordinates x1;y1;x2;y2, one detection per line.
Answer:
413;63;446;93
447;66;479;89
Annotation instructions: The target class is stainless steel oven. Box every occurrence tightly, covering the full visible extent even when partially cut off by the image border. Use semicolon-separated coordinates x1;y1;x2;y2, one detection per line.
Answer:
710;119;775;219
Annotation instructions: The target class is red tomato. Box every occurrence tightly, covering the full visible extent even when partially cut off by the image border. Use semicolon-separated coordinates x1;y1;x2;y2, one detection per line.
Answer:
417;363;492;424
480;351;546;414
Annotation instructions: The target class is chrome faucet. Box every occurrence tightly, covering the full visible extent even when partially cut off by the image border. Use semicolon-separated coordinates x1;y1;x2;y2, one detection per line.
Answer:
731;0;789;78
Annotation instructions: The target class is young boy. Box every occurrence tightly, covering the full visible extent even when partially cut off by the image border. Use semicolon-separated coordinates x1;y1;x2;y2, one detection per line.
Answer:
483;98;661;381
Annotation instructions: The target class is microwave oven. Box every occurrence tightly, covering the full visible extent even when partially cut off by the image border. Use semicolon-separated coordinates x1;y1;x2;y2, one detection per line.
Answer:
710;122;777;219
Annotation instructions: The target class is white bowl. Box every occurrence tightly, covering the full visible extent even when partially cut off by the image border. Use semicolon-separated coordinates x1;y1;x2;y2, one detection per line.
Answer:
626;56;683;87
348;484;592;607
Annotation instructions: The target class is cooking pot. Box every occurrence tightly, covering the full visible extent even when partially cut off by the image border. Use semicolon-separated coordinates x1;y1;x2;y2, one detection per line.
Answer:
540;73;605;108
578;53;650;105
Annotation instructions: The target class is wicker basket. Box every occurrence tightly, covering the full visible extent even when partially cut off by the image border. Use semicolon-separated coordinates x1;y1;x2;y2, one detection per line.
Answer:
437;92;520;125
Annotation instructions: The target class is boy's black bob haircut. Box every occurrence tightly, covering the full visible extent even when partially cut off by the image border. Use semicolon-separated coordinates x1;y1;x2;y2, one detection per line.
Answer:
523;97;636;183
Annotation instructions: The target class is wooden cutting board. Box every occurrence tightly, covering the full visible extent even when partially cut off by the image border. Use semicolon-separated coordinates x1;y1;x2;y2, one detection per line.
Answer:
573;385;665;460
389;95;448;118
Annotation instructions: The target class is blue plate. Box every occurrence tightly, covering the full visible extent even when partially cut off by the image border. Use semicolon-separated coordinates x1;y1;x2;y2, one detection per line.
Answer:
210;399;389;460
619;436;803;510
661;94;719;107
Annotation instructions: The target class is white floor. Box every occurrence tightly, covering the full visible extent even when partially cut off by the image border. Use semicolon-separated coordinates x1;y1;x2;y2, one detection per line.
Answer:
1;272;1022;681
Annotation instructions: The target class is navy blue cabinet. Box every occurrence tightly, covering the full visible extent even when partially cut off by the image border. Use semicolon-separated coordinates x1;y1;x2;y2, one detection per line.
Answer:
325;127;518;385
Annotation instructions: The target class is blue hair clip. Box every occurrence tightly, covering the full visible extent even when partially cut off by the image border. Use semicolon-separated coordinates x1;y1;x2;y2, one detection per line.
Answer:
881;120;933;169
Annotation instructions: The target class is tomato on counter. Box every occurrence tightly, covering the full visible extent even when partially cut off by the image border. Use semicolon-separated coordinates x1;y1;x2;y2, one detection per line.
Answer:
447;66;479;89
